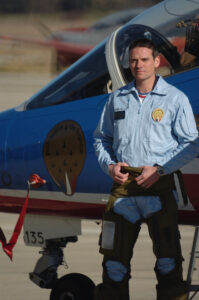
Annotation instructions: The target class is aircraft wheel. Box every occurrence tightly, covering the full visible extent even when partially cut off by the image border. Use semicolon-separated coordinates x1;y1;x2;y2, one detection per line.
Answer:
49;273;95;300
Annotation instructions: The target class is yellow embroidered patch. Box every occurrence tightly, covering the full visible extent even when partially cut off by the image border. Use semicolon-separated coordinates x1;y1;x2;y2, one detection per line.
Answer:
152;108;164;122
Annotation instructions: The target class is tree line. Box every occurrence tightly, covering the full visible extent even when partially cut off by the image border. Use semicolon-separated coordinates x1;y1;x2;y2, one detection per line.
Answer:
0;0;161;13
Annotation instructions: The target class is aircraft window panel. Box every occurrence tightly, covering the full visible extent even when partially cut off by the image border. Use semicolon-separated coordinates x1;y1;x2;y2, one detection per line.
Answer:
115;14;199;84
43;71;89;102
54;73;111;105
85;74;111;97
115;24;181;84
26;42;110;110
178;18;199;69
157;54;173;77
155;11;199;71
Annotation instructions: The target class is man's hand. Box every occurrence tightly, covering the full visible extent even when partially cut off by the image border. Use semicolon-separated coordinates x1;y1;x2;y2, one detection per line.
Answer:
135;165;160;188
108;162;129;184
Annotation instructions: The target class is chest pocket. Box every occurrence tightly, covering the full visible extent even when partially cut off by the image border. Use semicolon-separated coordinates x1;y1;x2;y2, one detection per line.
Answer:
147;107;175;156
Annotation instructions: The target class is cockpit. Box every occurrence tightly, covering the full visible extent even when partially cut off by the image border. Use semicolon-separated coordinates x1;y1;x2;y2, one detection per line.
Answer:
25;3;199;111
113;7;199;86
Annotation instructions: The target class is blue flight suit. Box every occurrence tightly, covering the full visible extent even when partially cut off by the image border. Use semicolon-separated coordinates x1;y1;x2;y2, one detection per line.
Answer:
94;75;198;281
164;137;199;174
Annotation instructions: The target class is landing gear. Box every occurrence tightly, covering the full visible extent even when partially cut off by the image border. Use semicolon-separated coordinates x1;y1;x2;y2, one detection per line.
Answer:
29;236;95;300
50;273;95;300
29;236;77;288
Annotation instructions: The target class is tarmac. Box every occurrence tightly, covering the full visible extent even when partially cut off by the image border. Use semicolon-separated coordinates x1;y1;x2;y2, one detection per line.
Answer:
0;72;199;300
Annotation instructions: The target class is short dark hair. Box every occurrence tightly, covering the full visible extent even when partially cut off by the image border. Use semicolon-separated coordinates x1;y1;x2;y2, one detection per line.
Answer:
129;38;159;58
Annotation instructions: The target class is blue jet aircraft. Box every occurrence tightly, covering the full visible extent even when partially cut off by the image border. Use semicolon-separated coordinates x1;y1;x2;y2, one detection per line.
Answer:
0;0;199;299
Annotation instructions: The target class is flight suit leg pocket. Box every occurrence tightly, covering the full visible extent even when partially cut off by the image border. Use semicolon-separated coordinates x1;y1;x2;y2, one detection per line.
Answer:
99;211;123;258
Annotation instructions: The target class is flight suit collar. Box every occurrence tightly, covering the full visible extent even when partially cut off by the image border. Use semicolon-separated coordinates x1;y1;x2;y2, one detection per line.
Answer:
122;75;169;97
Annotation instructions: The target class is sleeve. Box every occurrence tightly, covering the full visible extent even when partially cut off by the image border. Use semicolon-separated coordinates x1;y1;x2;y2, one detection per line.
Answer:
93;95;117;175
170;92;198;159
164;137;199;174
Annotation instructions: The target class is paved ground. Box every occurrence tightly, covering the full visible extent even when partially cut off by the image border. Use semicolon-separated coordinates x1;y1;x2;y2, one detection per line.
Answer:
0;213;199;300
0;73;198;300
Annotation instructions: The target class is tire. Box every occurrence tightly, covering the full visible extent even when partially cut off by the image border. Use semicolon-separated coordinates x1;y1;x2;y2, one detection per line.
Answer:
50;273;95;300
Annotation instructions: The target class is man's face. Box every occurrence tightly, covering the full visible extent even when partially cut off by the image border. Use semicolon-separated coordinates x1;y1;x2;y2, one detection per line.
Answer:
129;46;160;82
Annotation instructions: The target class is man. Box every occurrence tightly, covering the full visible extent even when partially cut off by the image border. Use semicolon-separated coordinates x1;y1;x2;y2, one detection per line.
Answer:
94;38;198;300
136;137;199;188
